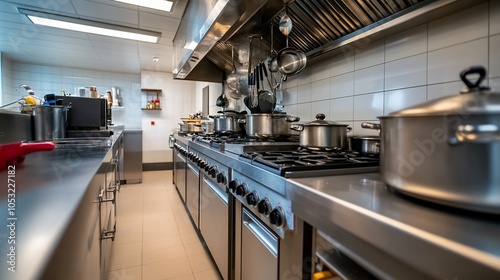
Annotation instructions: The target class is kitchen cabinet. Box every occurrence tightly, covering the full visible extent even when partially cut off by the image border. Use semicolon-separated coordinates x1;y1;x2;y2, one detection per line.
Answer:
141;88;162;110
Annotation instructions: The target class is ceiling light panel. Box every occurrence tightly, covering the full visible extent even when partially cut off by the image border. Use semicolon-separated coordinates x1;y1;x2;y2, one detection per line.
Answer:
18;8;161;43
112;0;174;12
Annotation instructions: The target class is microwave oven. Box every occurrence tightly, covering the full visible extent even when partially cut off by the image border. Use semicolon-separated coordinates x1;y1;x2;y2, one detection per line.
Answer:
55;96;107;130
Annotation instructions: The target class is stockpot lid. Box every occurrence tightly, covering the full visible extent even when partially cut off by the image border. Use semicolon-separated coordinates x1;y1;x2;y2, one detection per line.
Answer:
382;66;500;118
303;113;348;126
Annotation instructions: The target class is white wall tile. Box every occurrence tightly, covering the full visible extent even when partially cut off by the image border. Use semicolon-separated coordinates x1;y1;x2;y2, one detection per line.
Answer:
354;65;384;95
297;84;311;103
330;97;353;121
385;24;427;62
331;72;354;98
282;87;298;105
491;0;500;35
296;102;312;121
385;54;427;90
354;39;384;70
285;104;298;116
311;60;330;82
384;86;427;115
427;81;464;100
428;38;488;84
353;92;384;120
331;50;355;76
311;79;330;101
488;77;500;91
428;3;488;51
311;100;330;120
490;34;500;78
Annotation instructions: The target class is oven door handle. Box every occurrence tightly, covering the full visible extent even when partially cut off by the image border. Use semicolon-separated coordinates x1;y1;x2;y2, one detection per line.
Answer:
204;177;228;205
242;208;278;257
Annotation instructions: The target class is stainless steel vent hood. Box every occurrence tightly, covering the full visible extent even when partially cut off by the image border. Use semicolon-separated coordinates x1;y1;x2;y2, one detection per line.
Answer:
172;0;268;82
173;0;483;82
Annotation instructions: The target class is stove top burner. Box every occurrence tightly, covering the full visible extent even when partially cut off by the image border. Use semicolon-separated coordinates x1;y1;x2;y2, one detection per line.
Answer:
241;148;379;177
194;134;299;150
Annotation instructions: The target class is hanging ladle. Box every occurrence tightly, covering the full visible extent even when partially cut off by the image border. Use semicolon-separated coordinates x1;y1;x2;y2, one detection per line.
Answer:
279;6;292;36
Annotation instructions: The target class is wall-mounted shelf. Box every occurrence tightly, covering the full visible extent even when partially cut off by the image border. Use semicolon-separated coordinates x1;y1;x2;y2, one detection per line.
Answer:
141;89;162;110
141;108;162;110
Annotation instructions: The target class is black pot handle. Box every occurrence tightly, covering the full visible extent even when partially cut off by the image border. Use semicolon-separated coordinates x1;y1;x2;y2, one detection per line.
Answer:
460;66;486;90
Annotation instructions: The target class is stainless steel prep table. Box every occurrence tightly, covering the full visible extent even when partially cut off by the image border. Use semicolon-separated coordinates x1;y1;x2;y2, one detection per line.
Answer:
0;131;122;280
287;173;500;279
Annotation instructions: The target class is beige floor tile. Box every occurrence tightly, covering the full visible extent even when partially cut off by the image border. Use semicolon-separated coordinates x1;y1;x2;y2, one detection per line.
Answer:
143;234;184;252
109;242;143;271
143;244;187;265
183;242;208;257
181;231;202;245
114;228;143;245
167;274;195;280
142;257;193;280
108;265;142;280
187;253;218;273
193;268;223;280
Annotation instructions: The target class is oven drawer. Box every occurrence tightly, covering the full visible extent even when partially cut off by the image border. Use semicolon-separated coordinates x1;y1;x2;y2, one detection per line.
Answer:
200;176;228;279
241;207;279;280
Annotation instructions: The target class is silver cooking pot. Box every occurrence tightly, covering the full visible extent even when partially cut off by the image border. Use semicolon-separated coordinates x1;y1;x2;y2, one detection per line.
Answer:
349;136;380;156
195;122;215;134
179;123;204;133
364;66;500;214
210;111;246;134
291;113;351;150
240;113;299;138
32;105;70;140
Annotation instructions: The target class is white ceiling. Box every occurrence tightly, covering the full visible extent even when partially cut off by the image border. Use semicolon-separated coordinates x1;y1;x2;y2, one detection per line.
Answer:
0;0;188;73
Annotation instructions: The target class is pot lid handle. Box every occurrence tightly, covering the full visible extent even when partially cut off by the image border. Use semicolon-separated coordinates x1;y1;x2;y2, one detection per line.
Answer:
316;113;325;120
460;66;490;93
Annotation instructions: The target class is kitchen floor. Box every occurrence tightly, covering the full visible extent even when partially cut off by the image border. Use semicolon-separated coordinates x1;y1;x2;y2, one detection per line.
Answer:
107;171;222;280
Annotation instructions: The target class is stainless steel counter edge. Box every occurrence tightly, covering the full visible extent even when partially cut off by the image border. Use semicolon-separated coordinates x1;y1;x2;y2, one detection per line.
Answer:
0;131;123;279
287;174;500;279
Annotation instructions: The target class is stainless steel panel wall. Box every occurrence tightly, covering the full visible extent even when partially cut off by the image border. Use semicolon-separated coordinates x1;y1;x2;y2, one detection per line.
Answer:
123;130;143;183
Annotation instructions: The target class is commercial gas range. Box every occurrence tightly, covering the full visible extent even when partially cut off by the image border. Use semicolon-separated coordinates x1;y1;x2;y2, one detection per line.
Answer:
183;133;381;280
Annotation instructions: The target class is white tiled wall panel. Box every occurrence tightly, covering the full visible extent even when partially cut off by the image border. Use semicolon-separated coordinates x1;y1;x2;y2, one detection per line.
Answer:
330;72;354;98
489;34;500;78
427;81;464;100
311;78;330;101
329;97;354;121
385;24;427;62
492;0;500;35
297;84;311;103
354;65;384;95
427;39;488;84
385;54;427;90
354;39;385;70
310;100;330;120
353;92;384;120
428;3;489;51
331;50;355;76
384;86;427;114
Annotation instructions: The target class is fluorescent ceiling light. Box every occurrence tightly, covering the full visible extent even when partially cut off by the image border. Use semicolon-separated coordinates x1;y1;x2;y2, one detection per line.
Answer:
18;8;161;43
112;0;174;12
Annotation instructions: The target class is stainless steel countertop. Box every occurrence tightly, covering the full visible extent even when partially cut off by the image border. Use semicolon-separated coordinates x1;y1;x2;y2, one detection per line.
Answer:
287;173;500;279
0;131;122;279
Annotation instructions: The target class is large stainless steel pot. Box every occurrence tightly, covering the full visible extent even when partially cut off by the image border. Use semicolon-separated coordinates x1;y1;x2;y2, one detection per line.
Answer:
32;105;69;140
240;113;299;138
291;114;350;150
349;136;380;156
195;122;215;134
179;123;204;133
366;66;500;214
210;111;246;134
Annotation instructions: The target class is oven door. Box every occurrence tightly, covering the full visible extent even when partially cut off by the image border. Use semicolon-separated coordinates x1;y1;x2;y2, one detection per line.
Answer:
240;207;279;280
200;175;228;280
174;148;186;202
186;162;200;228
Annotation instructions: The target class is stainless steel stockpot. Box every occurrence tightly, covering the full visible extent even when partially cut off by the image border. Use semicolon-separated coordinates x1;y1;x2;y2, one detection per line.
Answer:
349;136;380;156
366;66;500;214
210;111;246;134
195;122;215;134
290;113;350;150
240;113;299;138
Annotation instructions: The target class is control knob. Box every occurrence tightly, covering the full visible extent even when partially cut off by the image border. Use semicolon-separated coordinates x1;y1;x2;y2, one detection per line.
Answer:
204;164;211;172
257;198;272;216
208;166;218;178
228;180;239;192
269;207;285;228
216;172;226;185
246;191;259;206
235;183;248;197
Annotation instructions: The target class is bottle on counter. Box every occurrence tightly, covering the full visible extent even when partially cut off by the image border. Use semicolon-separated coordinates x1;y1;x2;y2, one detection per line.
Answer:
155;99;160;109
90;86;99;98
